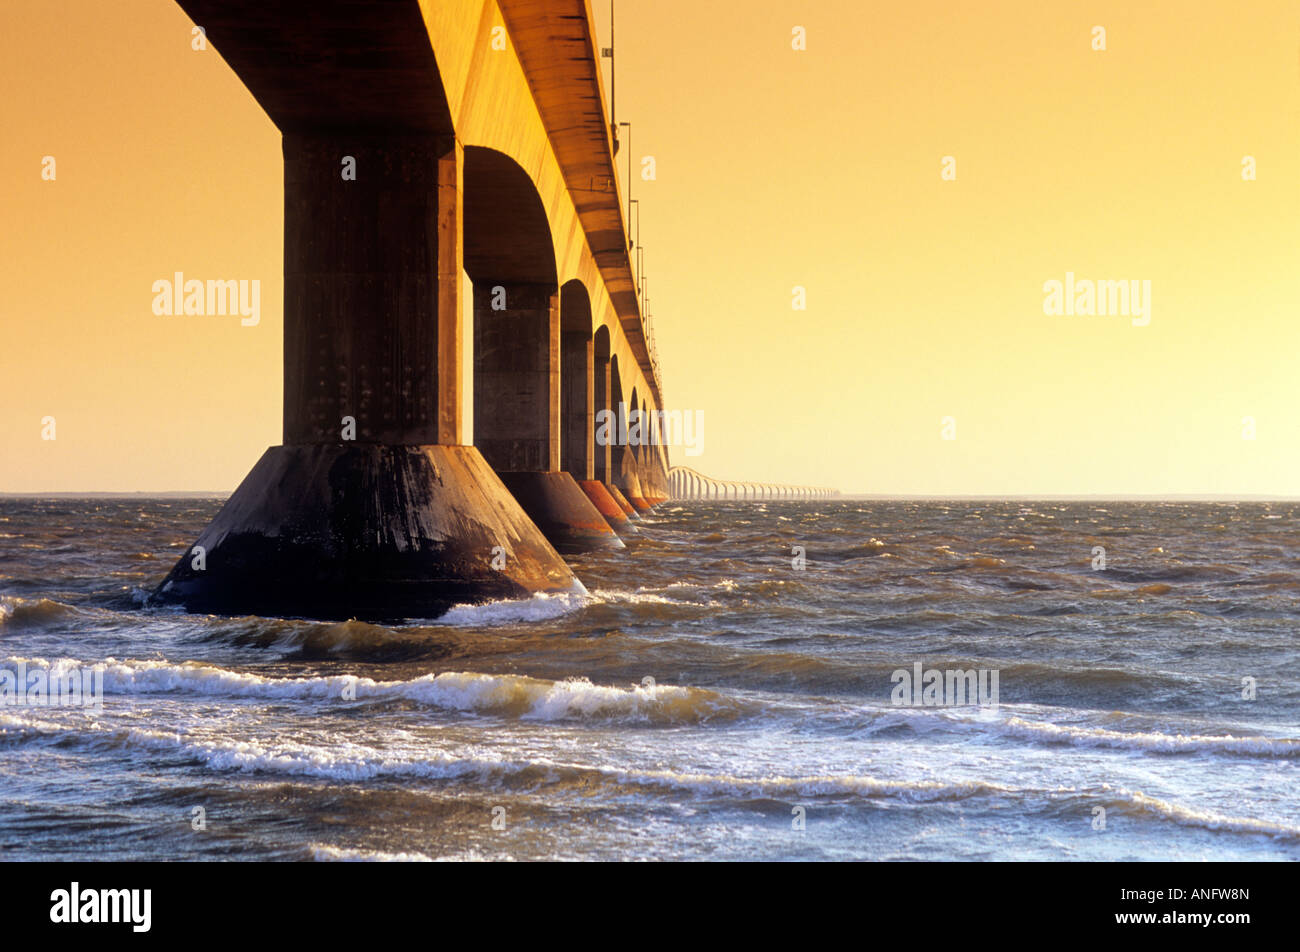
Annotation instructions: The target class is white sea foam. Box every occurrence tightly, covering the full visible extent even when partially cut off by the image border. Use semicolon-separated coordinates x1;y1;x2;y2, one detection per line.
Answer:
1111;788;1300;839
5;706;1298;840
873;704;1300;758
991;714;1300;757
433;583;589;626
588;587;700;606
309;844;433;862
585;578;733;606
0;656;745;724
605;768;1016;803
0;709;1020;802
0;710;509;781
318;845;503;862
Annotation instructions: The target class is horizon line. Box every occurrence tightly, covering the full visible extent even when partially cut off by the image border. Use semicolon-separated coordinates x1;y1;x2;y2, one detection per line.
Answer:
5;490;1300;502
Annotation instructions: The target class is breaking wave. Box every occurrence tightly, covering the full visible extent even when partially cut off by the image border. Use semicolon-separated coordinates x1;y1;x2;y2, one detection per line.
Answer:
0;657;749;725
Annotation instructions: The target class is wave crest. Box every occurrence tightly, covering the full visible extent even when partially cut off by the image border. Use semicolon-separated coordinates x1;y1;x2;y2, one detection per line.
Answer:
0;657;747;725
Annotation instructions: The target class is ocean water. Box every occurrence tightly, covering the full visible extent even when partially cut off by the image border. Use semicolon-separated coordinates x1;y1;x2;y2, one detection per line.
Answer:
0;496;1297;861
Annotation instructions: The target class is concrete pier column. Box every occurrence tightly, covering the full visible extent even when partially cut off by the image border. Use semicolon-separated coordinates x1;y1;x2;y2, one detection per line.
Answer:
625;470;652;512
560;281;594;482
581;330;634;532
648;447;670;504
615;439;652;512
561;329;594;481
593;335;612;486
475;282;622;552
155;134;579;620
614;394;652;511
474;281;560;472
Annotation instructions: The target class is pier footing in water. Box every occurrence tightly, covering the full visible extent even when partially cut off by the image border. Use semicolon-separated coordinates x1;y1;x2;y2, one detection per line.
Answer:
497;471;626;553
153;444;578;621
605;483;641;520
619;473;653;512
578;479;638;535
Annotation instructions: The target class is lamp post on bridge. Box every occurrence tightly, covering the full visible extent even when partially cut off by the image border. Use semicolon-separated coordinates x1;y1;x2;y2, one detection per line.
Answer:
619;121;633;251
629;197;641;301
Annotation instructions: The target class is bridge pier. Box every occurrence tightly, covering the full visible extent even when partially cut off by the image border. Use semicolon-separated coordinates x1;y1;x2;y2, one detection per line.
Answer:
580;479;637;533
625;471;653;512
145;0;690;622
466;150;623;554
154;445;578;620
605;482;641;520
156;133;581;619
569;318;635;536
615;443;652;512
641;446;669;506
495;471;622;554
472;280;622;553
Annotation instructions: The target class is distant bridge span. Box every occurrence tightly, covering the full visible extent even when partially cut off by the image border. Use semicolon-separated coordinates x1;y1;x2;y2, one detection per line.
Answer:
669;467;838;501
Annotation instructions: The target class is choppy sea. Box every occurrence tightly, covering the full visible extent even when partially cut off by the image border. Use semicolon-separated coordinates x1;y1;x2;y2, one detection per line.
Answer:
1;497;1296;860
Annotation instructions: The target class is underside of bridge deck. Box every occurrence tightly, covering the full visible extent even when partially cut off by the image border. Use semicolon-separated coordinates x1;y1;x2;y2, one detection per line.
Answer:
154;0;646;618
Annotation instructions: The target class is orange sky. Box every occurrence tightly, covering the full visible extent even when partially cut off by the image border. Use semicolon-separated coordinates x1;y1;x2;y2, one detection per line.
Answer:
2;0;1299;495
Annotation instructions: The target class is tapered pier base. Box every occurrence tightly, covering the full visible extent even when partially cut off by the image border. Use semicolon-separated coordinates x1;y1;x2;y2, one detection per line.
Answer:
578;479;638;535
604;483;641;520
497;471;626;554
153;445;580;621
622;473;653;512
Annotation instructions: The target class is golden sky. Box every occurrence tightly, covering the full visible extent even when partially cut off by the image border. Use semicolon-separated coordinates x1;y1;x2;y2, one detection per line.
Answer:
2;0;1298;495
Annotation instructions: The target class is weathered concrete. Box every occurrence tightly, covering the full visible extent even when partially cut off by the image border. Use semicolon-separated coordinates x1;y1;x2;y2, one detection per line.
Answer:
561;281;595;483
623;471;652;512
154;445;578;620
592;328;612;485
605;483;641;520
579;479;637;534
497;471;624;553
473;281;558;473
282;132;461;446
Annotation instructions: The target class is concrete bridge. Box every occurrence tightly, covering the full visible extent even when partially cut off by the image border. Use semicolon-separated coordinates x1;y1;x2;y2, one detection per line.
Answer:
154;0;676;620
669;467;838;501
